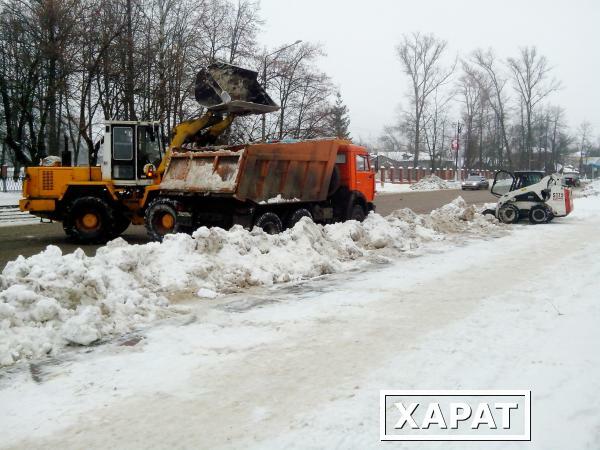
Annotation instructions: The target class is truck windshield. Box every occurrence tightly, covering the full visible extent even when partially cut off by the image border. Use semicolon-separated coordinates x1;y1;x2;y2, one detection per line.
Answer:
138;126;162;178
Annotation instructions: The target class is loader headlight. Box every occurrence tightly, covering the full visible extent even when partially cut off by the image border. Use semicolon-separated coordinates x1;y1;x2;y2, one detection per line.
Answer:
144;163;157;178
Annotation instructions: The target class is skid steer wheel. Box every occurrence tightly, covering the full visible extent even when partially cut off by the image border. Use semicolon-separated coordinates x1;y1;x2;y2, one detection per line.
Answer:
497;204;520;224
529;205;550;224
145;198;182;241
287;208;312;229
254;212;282;234
63;196;114;244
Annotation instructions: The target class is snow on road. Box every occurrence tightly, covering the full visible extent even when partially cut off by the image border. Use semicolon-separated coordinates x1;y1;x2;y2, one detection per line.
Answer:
1;187;599;449
0;198;497;366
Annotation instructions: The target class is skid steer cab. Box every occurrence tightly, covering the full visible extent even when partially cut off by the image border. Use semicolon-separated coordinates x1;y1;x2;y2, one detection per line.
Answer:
490;170;573;224
20;121;165;243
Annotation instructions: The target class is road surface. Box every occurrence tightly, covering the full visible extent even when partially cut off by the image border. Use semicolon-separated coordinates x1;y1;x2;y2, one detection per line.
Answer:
1;193;597;450
0;188;495;269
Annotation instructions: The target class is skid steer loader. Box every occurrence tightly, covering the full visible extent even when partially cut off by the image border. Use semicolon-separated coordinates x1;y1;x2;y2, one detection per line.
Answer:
488;170;574;224
19;63;278;243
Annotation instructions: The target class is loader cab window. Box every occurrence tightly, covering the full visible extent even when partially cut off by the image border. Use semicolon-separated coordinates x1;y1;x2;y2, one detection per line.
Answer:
355;154;369;172
112;126;135;180
515;172;543;189
137;126;162;178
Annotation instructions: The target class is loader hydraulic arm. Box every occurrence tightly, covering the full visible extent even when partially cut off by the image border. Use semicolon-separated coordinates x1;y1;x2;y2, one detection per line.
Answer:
156;112;236;176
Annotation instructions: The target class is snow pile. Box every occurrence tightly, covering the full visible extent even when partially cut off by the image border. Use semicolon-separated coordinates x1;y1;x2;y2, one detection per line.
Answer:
0;198;500;366
0;192;21;207
409;175;454;191
577;180;600;198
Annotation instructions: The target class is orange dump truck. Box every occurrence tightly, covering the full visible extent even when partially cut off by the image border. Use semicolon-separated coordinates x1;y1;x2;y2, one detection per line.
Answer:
144;138;376;240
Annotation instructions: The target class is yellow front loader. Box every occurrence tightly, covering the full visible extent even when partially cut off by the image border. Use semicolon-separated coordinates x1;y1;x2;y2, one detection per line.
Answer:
19;63;278;243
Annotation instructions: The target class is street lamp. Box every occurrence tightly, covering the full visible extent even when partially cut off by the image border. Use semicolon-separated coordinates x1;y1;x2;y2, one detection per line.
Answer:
261;39;302;141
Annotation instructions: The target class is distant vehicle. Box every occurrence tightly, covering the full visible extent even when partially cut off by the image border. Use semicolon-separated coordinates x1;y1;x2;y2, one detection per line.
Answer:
461;175;489;190
562;172;580;187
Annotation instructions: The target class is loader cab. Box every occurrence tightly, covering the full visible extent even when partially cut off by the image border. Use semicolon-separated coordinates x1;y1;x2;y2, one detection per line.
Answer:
101;121;164;185
491;170;546;197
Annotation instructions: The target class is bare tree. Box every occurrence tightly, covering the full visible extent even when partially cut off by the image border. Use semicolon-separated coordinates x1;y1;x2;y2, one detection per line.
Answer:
507;46;560;169
578;121;592;174
422;87;451;171
469;49;513;169
396;32;454;167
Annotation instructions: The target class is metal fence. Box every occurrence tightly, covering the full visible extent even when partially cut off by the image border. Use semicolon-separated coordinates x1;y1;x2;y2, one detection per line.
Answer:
0;177;25;192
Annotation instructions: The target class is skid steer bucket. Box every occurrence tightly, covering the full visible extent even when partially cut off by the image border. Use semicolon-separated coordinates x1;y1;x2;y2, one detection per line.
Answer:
195;62;279;115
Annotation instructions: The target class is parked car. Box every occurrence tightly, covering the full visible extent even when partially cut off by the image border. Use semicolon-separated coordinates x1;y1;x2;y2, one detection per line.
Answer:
461;175;490;190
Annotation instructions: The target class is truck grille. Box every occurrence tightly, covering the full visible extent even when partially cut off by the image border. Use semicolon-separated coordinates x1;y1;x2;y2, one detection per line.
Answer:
42;170;54;190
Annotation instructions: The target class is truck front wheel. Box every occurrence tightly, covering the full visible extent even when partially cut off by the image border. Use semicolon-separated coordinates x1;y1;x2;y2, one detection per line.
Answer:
145;198;182;241
63;196;114;244
254;212;282;234
350;204;366;222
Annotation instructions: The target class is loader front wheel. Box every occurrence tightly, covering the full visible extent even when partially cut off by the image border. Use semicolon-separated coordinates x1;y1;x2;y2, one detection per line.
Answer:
145;198;182;241
529;205;549;224
63;196;114;244
254;212;282;234
497;204;520;224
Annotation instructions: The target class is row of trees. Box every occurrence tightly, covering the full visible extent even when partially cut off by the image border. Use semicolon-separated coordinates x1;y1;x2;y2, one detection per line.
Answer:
0;0;351;172
379;32;597;173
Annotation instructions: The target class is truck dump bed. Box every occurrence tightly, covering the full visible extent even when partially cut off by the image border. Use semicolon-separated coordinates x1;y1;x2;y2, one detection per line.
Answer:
160;139;343;203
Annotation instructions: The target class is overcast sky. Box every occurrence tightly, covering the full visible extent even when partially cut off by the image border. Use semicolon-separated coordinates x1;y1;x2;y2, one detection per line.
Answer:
258;0;599;143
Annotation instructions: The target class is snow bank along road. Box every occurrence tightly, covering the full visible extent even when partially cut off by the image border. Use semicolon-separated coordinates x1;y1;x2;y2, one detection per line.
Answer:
1;189;598;449
0;188;495;269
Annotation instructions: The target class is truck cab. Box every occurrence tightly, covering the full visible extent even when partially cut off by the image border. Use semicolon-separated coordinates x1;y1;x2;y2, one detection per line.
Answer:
335;144;376;203
101;121;165;185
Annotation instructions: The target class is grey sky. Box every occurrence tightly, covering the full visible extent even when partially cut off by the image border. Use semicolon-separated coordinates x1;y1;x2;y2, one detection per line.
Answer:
259;0;599;143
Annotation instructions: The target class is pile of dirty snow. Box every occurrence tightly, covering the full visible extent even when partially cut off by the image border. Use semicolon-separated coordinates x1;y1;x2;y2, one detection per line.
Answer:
577;180;600;198
0;197;500;366
409;175;456;191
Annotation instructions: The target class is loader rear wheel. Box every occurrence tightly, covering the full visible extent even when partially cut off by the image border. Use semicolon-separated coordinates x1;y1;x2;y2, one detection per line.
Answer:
529;205;549;224
287;208;312;228
254;212;282;234
145;198;182;241
497;204;520;224
63;196;114;244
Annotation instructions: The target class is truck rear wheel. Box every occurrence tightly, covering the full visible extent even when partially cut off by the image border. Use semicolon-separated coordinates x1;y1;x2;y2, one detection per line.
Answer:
145;198;182;241
63;196;114;244
254;212;282;234
287;208;312;228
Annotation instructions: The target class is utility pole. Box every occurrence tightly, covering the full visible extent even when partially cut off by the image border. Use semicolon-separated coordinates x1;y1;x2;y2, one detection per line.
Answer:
454;121;462;181
261;40;302;141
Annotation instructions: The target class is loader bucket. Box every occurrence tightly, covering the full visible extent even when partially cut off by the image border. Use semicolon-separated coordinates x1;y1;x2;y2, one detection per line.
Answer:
195;62;279;115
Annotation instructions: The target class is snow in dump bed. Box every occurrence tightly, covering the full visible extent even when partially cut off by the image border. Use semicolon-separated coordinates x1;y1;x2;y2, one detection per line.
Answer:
409;174;458;191
0;197;500;366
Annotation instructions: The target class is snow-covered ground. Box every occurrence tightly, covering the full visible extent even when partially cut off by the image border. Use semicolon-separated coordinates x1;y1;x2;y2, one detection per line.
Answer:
410;175;461;191
0;198;496;366
0;192;21;207
375;182;413;193
1;184;600;449
376;176;461;194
